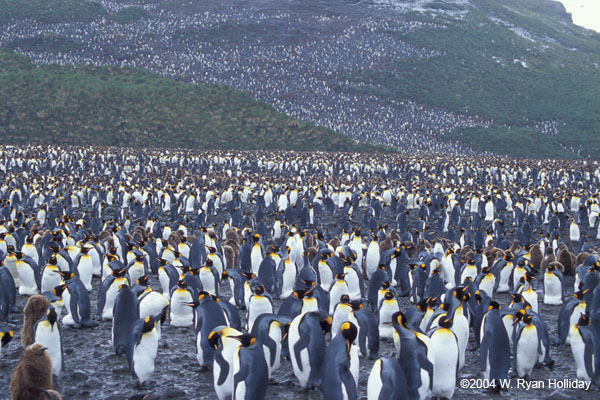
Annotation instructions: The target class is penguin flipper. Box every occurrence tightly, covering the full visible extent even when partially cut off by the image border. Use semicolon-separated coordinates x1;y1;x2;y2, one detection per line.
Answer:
293;325;311;373
215;349;230;386
339;366;358;399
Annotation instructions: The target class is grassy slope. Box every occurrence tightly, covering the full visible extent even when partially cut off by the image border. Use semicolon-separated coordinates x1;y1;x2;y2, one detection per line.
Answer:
342;0;600;158
0;0;106;24
0;50;386;152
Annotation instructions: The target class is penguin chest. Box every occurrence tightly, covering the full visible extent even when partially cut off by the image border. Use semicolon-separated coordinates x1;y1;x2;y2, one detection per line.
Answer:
247;296;273;330
431;329;458;398
513;268;526;289
378;301;400;339
497;263;513;292
365;244;379;278
516;326;538;377
133;330;158;383
77;255;94;290
41;267;62;293
479;274;495;296
103;279;128;320
569;327;591;381
170;290;194;327
128;262;145;284
22;244;39;264
460;265;478;283
158;268;171;294
543;273;562;305
301;298;318;314
140;292;169;319
329;283;350;313
265;324;283;372
251;246;263;275
16;260;38;295
318;262;333;292
344;269;361;300
34;321;62;375
521;289;539;313
280;261;297;298
332;306;352;338
200;270;217;296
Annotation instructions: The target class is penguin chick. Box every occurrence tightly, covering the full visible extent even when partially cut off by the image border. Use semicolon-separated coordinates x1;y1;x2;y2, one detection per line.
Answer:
10;343;54;400
22;295;51;347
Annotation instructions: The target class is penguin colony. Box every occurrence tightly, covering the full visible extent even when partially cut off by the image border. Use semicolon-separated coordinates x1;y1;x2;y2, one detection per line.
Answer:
0;145;600;399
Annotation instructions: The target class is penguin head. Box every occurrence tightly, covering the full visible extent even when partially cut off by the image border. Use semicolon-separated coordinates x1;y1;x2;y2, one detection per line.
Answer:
52;284;68;298
176;279;188;289
232;333;257;348
137;274;150;287
577;313;590;327
340;322;358;350
142;316;157;334
254;284;265;296
0;330;13;347
383;291;395;301
339;294;350;304
381;281;391;290
488;301;501;311
221;270;229;282
57;271;75;281
46;306;58;325
320;315;333;335
392;311;409;329
574;289;588;300
438;316;453;329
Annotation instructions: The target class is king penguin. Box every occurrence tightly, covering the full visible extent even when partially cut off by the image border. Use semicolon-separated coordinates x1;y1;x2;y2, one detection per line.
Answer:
127;315;159;385
33;306;63;377
429;316;459;399
288;309;332;389
321;321;359;400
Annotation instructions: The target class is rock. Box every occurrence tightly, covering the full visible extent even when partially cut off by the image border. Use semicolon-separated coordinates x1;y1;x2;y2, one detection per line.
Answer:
72;370;87;381
84;378;102;389
161;387;187;399
546;390;576;400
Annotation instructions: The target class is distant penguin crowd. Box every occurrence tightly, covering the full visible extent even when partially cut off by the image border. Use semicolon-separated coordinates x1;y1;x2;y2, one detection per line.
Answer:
1;145;600;399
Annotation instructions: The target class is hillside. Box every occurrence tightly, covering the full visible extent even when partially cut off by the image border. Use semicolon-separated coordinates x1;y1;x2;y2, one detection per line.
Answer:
0;49;384;152
0;0;599;158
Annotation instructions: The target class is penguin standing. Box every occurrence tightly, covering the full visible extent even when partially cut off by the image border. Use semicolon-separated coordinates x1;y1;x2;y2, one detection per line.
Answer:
97;266;130;321
321;322;359;400
367;357;409;400
113;285;140;356
569;313;593;381
40;256;62;294
378;291;400;339
289;310;332;389
209;326;244;400
247;283;273;332
429;316;459;399
21;295;50;347
33;306;63;377
232;333;269;400
169;279;195;327
72;246;94;292
58;271;96;328
513;313;539;378
127;315;159;384
15;251;41;295
479;302;510;386
543;263;563;305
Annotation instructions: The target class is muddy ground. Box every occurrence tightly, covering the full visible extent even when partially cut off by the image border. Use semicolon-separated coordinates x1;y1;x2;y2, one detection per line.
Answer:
0;205;597;400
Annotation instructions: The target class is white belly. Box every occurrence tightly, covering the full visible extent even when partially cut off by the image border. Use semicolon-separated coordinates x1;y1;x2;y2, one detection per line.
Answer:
544;274;563;305
133;330;158;383
516;327;538;377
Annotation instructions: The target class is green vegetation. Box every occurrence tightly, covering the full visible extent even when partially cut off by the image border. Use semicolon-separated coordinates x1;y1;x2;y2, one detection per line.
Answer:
5;36;85;53
341;0;600;158
0;49;385;152
0;0;105;24
442;126;576;159
111;7;150;24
